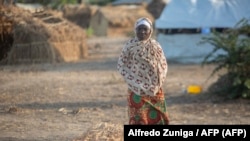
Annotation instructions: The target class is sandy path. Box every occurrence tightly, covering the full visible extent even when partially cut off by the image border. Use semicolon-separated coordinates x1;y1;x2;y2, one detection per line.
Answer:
0;37;250;141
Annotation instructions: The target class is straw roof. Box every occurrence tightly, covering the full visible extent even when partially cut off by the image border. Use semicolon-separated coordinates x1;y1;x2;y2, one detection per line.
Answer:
100;5;154;27
0;5;88;64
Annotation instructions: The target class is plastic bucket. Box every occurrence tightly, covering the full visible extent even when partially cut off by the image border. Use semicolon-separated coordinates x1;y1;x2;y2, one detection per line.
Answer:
187;85;202;94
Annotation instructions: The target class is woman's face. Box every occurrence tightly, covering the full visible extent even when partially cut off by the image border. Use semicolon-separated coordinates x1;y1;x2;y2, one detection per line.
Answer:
136;24;151;41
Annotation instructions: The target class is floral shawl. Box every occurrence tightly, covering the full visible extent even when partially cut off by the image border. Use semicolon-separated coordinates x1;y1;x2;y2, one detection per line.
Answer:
117;37;168;96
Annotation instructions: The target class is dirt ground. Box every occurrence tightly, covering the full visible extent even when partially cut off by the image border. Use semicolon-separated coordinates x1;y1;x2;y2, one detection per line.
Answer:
0;36;250;141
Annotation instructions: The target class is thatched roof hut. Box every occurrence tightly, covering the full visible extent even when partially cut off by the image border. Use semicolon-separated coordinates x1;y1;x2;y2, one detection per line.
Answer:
146;0;167;19
0;5;88;65
61;4;92;29
59;4;155;37
89;5;154;37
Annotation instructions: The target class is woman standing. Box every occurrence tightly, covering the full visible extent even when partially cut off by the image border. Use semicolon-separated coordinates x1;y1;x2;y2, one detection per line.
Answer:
117;17;169;125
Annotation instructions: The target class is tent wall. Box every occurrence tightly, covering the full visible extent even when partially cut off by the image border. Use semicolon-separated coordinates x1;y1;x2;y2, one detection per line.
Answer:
155;0;250;29
157;33;226;64
155;0;249;64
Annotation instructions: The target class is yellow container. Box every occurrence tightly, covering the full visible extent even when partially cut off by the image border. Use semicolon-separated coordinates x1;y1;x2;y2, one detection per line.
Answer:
187;85;202;94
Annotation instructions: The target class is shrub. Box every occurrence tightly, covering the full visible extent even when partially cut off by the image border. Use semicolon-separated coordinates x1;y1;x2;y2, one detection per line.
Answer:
200;18;250;99
86;27;94;37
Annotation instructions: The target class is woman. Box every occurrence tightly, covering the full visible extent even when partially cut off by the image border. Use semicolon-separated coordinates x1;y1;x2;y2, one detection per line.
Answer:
117;17;169;125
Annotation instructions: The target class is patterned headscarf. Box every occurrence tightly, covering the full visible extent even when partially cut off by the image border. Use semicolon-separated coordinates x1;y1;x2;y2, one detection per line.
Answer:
117;17;168;96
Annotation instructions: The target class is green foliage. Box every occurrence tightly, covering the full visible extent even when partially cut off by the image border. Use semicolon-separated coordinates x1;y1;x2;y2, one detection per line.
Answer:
86;27;94;37
16;0;77;5
200;18;250;99
16;0;115;7
49;0;78;9
88;0;115;6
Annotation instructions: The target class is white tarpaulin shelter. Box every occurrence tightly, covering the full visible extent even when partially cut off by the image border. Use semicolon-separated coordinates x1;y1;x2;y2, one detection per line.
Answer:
155;0;250;64
156;0;250;28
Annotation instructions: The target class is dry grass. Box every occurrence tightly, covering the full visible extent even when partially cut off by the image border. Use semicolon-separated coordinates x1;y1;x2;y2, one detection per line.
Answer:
73;122;123;141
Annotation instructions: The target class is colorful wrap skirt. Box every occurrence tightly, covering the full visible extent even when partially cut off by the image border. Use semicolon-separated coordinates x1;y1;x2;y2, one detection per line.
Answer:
127;88;170;125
